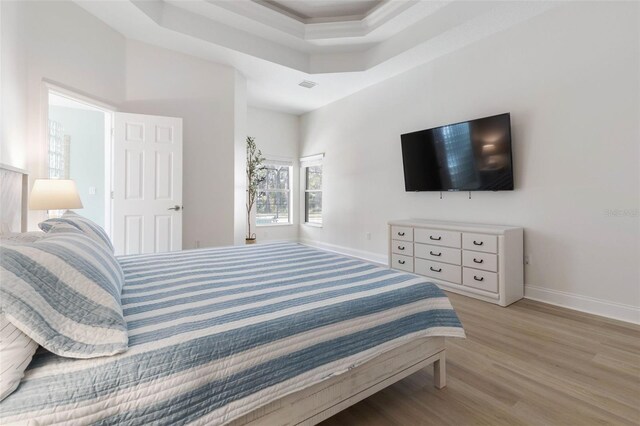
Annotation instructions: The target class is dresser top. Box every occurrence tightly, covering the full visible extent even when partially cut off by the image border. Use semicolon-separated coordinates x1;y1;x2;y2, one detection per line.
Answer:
388;219;522;234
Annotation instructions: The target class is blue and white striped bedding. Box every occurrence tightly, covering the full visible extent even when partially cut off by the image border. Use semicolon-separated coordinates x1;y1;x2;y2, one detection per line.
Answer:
0;242;464;425
0;224;127;359
39;211;115;253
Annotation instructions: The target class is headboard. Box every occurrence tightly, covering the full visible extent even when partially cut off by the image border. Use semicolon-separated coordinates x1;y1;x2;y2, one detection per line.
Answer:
0;163;29;234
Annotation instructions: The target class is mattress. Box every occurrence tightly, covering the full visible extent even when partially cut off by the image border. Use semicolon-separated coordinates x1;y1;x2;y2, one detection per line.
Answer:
0;242;464;425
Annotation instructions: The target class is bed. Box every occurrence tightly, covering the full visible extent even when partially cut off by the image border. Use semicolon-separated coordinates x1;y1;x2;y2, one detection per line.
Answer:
0;164;28;235
0;166;464;425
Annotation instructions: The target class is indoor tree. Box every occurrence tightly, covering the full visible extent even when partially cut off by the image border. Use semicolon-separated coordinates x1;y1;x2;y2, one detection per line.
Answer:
246;136;266;243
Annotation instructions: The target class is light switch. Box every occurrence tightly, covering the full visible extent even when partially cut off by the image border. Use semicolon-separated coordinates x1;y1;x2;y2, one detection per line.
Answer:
88;186;96;195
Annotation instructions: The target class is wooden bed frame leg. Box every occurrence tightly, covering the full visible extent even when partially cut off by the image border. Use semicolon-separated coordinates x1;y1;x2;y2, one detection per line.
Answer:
434;352;446;389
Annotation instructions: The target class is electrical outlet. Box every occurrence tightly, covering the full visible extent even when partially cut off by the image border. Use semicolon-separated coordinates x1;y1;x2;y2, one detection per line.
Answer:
366;232;371;240
524;255;531;265
264;231;269;238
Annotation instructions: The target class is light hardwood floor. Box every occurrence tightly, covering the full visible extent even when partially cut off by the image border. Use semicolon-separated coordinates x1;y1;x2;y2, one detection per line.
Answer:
320;293;640;425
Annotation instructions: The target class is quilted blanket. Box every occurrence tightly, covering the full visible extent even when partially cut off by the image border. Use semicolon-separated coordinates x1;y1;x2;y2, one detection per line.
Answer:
0;242;464;425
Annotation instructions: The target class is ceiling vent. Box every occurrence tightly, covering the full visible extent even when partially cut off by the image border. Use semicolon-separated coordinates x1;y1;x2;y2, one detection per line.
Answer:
298;80;317;89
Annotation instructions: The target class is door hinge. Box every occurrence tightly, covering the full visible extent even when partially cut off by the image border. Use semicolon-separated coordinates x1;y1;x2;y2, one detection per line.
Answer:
111;191;114;200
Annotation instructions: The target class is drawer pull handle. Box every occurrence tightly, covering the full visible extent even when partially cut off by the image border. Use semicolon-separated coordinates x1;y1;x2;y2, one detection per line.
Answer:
430;236;442;241
430;251;442;257
398;246;405;250
398;260;406;265
474;275;484;281
430;267;442;273
398;232;405;236
473;258;484;264
473;240;484;246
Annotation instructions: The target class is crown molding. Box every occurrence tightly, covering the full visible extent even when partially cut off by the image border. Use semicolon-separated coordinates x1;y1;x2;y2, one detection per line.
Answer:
179;0;431;42
202;0;306;39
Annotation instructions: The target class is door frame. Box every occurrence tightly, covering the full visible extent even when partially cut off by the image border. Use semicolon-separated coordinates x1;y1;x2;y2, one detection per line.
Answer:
42;82;116;237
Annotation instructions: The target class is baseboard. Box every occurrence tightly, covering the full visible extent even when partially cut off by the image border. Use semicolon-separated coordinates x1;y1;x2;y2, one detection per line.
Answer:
524;285;640;325
258;237;299;244
299;239;387;266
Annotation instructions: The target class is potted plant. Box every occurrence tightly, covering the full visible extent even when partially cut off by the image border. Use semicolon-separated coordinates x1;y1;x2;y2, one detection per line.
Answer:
246;136;266;244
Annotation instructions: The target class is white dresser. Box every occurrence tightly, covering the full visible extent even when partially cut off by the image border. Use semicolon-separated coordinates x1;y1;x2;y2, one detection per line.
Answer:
388;219;524;306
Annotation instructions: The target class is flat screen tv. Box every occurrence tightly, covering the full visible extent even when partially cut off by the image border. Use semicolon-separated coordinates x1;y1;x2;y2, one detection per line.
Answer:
401;113;514;191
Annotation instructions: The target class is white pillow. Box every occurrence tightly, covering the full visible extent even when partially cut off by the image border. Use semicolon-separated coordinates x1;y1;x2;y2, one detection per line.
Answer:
0;314;39;401
0;232;47;244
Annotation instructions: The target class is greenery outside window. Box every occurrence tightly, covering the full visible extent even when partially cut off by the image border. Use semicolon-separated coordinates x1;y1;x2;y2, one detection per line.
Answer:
304;165;322;226
256;163;292;226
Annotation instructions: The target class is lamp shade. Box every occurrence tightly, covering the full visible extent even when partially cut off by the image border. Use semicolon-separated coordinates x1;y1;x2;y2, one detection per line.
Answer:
29;179;83;210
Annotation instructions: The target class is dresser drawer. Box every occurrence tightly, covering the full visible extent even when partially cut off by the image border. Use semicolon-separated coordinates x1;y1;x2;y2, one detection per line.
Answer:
463;267;498;293
415;228;461;248
462;251;498;272
391;254;414;272
462;233;497;253
392;226;413;242
392;240;413;256
415;243;461;265
415;258;461;284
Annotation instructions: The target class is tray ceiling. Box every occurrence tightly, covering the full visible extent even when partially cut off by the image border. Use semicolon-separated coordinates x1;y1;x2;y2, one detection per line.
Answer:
75;0;559;114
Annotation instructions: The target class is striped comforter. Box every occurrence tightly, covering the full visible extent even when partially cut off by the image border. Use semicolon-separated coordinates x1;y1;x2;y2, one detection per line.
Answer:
0;242;464;425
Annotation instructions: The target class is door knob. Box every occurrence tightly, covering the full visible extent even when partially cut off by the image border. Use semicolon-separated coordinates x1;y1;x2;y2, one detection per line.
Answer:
168;205;182;211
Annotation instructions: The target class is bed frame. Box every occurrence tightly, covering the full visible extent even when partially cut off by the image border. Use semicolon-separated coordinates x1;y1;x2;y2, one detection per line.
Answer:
0;164;448;425
0;163;29;234
231;337;446;425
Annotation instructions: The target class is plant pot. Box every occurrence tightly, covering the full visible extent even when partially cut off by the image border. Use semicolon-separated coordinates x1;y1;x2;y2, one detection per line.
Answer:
245;238;257;245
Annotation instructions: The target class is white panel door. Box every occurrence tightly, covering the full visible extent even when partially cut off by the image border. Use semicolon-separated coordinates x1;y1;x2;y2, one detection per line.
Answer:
113;113;183;255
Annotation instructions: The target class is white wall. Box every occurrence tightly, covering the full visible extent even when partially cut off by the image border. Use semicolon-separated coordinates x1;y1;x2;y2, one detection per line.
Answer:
233;73;248;245
247;107;300;242
48;105;106;227
22;0;127;173
0;1;28;170
299;2;640;322
0;0;127;228
122;40;246;249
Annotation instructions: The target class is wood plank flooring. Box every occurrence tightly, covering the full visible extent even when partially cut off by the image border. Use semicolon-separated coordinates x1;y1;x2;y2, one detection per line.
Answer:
320;293;640;425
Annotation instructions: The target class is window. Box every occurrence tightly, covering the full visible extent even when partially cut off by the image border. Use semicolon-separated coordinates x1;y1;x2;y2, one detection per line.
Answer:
256;163;292;225
48;120;70;179
304;165;322;226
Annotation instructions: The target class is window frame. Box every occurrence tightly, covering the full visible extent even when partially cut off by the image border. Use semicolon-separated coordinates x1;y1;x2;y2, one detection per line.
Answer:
301;154;324;228
256;161;293;227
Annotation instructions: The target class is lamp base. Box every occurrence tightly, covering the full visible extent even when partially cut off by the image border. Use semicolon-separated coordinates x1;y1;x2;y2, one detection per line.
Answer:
46;209;65;219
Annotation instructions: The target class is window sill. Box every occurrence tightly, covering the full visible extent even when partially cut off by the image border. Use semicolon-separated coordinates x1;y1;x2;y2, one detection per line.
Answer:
303;222;323;228
257;223;294;228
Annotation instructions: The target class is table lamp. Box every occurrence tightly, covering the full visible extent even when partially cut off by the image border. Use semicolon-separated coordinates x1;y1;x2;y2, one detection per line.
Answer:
29;179;83;218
